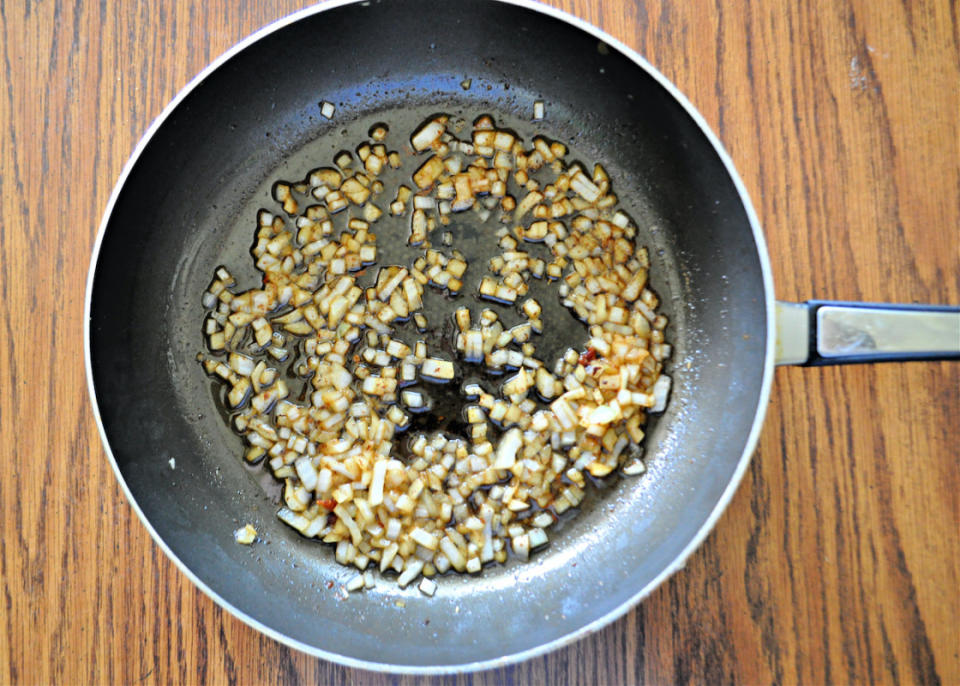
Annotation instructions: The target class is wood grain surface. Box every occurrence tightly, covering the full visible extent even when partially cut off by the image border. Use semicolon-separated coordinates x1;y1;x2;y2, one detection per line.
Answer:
1;0;958;683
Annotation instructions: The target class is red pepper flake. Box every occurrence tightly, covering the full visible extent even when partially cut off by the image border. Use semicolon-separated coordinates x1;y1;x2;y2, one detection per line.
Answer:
326;581;335;589
317;498;337;510
578;347;598;366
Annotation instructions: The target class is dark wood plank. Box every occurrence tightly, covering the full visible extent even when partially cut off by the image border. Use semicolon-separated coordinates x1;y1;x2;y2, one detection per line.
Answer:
1;0;956;683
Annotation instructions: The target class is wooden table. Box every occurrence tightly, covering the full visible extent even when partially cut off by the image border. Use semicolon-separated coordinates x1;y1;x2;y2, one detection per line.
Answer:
1;1;957;683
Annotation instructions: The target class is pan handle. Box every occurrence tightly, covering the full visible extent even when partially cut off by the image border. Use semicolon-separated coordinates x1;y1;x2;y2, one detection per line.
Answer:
775;301;960;366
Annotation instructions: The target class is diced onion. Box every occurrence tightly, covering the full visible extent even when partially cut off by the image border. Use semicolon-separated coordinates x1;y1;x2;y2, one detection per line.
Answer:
421;358;455;381
199;109;672;593
234;524;257;545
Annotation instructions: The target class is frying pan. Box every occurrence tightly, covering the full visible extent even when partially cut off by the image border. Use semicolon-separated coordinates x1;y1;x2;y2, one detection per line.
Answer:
84;0;960;673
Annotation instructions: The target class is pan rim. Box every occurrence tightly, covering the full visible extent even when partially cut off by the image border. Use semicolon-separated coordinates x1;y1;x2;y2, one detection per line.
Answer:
84;0;777;674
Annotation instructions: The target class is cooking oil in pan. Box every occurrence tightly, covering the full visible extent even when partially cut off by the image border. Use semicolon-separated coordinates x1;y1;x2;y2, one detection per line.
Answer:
200;105;671;566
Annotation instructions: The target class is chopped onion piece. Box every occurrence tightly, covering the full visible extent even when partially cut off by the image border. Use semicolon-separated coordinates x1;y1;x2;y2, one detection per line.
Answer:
234;524;257;545
421;358;455;381
401;390;425;409
411;118;445;151
418;577;438;597
410;527;438;550
493;428;523;469
622;456;646;476
346;573;365;592
397;559;424;588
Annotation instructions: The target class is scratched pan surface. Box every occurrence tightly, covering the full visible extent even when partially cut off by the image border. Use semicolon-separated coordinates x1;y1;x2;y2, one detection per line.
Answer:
86;0;771;672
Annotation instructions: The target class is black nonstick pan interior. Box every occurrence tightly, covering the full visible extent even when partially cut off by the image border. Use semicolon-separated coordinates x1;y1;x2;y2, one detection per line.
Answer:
88;0;770;670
